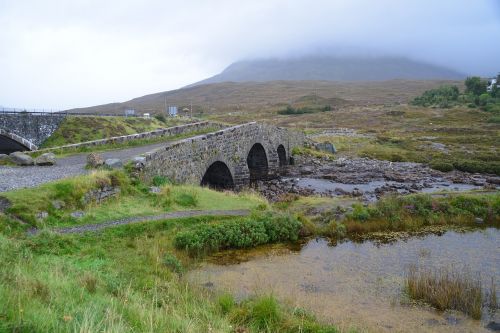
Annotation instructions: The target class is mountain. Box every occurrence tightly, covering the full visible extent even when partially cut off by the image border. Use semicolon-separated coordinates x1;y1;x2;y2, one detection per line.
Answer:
191;56;464;86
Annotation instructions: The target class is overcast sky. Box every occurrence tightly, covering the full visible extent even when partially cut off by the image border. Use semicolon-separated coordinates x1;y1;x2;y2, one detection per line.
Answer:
1;0;499;109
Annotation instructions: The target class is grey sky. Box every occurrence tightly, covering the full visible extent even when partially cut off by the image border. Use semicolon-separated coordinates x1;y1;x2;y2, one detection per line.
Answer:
1;0;499;109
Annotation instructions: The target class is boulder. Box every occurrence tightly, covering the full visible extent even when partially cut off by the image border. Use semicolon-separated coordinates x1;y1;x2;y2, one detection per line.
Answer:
35;152;56;166
149;186;161;194
70;211;85;219
0;196;11;213
132;156;146;164
9;152;34;166
51;200;66;210
316;142;337;154
36;211;49;220
105;158;122;169
86;153;104;168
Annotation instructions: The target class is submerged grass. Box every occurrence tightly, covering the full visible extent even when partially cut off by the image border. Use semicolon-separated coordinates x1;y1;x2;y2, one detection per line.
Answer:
404;265;497;320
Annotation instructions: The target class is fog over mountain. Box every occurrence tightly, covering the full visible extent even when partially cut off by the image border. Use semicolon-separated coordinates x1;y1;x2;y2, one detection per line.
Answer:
192;56;464;86
1;0;499;109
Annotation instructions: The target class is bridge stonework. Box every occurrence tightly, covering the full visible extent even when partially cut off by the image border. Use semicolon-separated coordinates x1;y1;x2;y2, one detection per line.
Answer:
0;113;66;152
142;122;306;189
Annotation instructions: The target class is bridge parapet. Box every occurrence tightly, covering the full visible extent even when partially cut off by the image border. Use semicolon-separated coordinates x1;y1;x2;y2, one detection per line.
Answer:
143;122;306;189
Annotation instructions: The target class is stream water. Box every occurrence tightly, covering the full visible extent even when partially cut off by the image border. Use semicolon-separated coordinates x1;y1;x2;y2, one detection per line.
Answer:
189;228;500;332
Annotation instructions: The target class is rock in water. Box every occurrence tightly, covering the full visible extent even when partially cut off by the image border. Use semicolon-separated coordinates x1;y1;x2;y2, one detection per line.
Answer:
35;152;56;166
9;152;34;166
105;158;122;169
86;153;104;168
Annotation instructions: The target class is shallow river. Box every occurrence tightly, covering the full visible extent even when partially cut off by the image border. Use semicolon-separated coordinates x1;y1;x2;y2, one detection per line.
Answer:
189;228;500;332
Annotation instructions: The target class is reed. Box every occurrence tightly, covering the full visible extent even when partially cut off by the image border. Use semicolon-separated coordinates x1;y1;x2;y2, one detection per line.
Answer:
405;265;485;319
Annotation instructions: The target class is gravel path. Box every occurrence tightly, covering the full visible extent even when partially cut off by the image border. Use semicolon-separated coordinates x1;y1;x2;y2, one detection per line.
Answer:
28;209;250;235
0;141;171;192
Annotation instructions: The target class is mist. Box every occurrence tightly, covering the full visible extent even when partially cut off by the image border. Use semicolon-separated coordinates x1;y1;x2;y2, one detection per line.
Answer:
1;0;499;109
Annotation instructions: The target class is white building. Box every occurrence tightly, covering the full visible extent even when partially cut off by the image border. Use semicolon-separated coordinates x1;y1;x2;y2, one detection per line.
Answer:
487;77;499;92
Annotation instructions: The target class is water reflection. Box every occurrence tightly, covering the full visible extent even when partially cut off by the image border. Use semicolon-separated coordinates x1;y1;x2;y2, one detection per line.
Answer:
189;228;500;333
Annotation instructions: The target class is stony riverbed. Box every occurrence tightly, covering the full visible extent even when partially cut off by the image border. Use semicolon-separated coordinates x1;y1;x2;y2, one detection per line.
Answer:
257;155;500;202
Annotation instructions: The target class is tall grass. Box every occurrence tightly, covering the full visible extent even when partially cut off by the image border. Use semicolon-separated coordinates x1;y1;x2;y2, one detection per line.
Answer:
405;265;498;319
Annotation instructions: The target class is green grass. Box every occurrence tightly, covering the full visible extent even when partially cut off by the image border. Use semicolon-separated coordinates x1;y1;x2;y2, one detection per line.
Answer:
338;192;500;235
41;116;187;148
34;126;221;158
0;204;337;332
0;173;266;229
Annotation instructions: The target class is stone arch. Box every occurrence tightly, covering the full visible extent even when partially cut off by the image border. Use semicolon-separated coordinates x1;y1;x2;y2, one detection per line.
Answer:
247;142;269;182
0;128;38;154
277;144;287;167
200;161;235;190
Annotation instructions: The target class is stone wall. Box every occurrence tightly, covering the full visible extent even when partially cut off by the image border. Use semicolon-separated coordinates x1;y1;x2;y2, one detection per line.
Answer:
0;113;66;147
83;186;121;205
142;122;307;189
34;121;224;152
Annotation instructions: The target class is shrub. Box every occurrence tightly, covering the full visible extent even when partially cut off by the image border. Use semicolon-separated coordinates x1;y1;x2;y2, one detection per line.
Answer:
154;114;167;123
174;212;302;255
349;204;371;221
429;160;454;172
452;159;500;175
278;105;331;115
465;76;487;96
163;253;183;274
411;85;460;107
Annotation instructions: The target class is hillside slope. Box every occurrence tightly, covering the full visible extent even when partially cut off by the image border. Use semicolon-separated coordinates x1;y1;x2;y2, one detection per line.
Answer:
67;79;462;116
192;56;464;85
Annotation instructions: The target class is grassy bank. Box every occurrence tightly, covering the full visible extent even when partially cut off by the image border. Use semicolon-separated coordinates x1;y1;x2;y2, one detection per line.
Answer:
35;125;220;158
0;168;339;332
0;170;265;231
274;192;500;240
0;215;338;332
41;116;190;148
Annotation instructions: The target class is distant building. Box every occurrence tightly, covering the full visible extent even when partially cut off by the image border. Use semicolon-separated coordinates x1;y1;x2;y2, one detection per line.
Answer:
143;113;150;118
168;106;178;117
487;76;499;92
124;109;135;117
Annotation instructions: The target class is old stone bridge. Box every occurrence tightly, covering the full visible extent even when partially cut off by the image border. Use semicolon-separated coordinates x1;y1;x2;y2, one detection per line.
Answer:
0;112;66;153
143;122;306;189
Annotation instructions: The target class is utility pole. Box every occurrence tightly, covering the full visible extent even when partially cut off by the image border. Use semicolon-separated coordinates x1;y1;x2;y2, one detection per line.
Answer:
190;102;192;119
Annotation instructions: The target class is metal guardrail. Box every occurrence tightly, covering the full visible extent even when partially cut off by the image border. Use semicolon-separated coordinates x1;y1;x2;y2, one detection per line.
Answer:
0;109;144;117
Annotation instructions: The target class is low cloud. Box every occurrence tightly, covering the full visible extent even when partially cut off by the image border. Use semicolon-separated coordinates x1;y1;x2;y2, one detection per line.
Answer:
1;0;499;109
